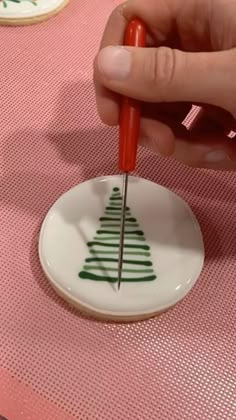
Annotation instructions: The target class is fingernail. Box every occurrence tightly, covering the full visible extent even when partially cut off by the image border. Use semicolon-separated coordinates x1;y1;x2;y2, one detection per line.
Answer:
97;46;131;80
203;150;229;163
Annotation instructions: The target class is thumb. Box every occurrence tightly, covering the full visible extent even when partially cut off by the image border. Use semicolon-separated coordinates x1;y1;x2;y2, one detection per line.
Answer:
95;46;236;116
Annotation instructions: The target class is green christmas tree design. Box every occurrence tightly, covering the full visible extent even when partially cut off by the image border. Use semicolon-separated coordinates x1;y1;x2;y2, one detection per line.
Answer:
0;0;37;8
78;187;157;283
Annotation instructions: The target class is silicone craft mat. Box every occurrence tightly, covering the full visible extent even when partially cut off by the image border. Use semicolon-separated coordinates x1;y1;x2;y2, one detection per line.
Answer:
0;0;235;419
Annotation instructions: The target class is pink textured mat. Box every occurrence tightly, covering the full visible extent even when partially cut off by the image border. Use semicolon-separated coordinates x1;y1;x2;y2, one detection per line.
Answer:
0;1;235;419
0;369;75;420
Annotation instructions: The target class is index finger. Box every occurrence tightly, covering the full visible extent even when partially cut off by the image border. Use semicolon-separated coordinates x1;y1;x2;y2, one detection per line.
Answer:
93;4;128;125
93;0;186;125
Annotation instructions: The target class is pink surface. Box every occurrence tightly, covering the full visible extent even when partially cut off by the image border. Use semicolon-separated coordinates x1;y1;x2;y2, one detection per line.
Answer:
0;0;235;419
0;368;75;420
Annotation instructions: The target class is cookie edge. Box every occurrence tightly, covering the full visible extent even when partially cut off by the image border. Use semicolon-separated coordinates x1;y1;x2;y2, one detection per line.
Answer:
43;270;176;323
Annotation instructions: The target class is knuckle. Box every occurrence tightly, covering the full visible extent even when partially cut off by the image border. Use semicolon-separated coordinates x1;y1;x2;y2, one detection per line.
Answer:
145;47;176;91
110;4;122;19
100;3;127;48
109;3;126;24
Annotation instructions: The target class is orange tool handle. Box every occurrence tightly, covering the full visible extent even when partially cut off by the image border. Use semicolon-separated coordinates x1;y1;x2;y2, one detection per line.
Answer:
119;19;146;172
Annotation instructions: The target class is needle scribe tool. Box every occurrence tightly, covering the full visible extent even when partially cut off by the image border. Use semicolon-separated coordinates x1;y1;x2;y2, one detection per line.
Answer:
117;19;146;290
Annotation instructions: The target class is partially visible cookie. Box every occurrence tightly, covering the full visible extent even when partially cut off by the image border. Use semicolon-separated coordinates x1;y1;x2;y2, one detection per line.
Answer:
0;0;69;26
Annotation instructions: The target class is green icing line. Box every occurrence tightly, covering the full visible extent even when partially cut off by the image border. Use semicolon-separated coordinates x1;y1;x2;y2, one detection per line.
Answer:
104;211;121;216
96;230;144;236
89;250;151;256
110;196;122;201
99;217;136;222
2;0;37;7
83;265;154;273
109;203;123;207
79;272;156;282
123;251;151;256
87;242;150;250
101;224;139;228
104;210;121;214
105;211;131;216
94;236;145;241
85;258;152;266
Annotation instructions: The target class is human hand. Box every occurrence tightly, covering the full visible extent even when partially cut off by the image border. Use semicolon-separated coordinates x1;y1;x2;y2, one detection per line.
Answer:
93;0;236;170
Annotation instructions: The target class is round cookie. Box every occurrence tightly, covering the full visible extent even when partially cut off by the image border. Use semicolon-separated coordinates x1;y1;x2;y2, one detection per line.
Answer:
38;175;205;322
0;0;69;26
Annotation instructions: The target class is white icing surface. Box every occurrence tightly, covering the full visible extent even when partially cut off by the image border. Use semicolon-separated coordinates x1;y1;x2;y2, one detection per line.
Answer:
0;0;66;19
39;175;205;319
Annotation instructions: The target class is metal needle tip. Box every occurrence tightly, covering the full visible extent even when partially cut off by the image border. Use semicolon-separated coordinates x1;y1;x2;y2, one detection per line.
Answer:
117;172;128;291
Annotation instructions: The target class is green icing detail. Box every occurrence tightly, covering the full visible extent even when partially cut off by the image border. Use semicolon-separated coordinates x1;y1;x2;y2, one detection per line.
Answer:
94;236;145;241
101;223;139;228
100;217;136;222
87;242;150;250
85;257;152;266
83;265;154;273
1;0;37;7
106;206;129;211
78;186;157;283
96;229;144;236
89;250;151;256
109;203;123;207
79;272;156;282
105;211;131;216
